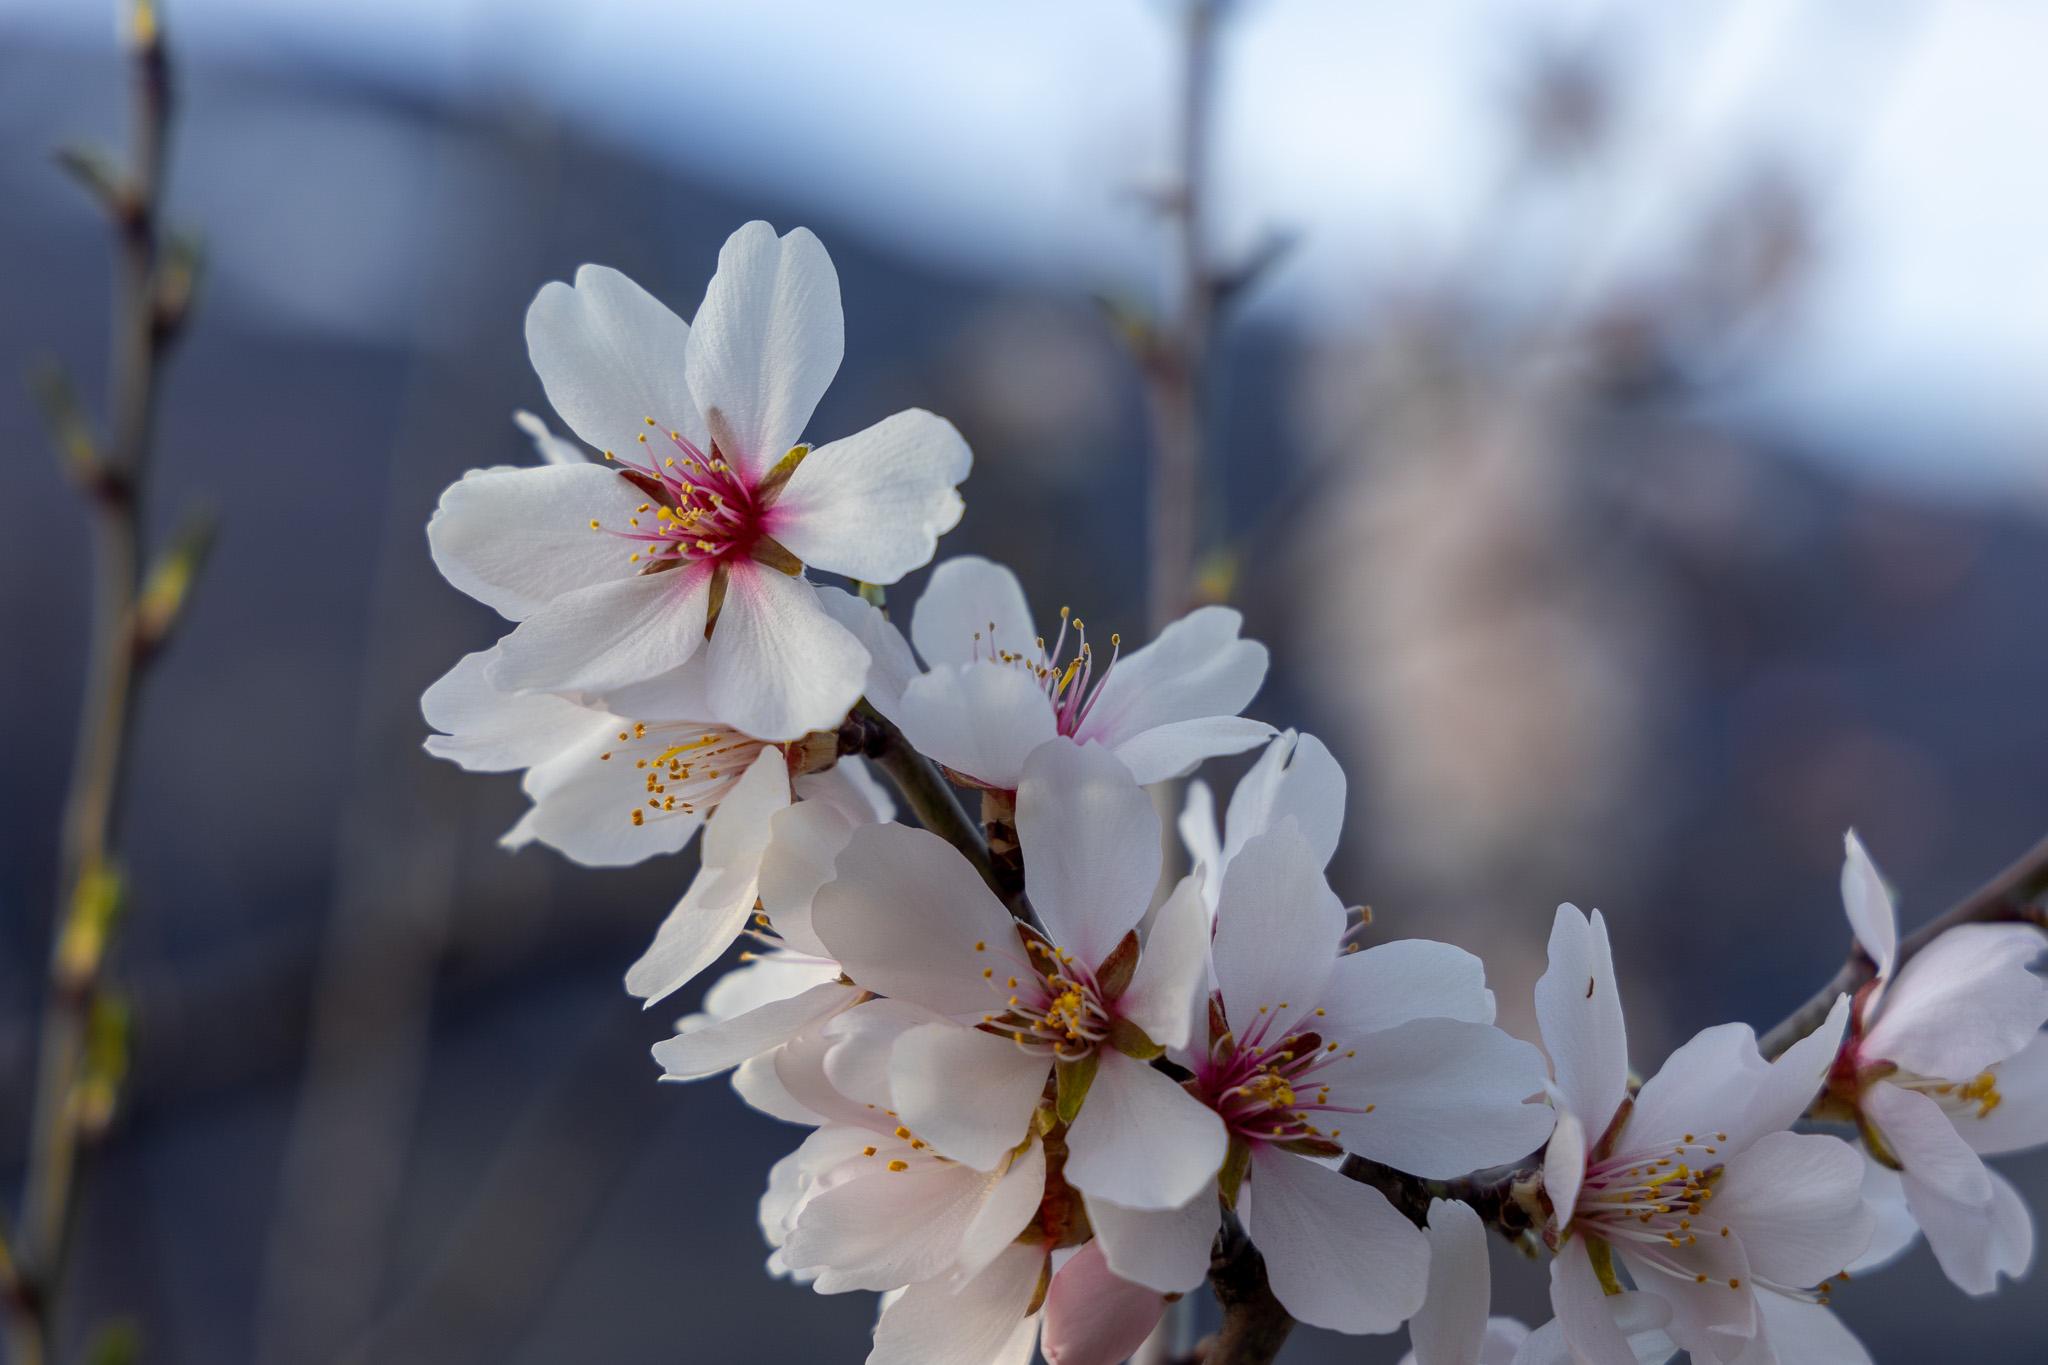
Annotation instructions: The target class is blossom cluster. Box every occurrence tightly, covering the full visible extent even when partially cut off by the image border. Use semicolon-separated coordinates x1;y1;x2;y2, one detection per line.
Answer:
423;223;2048;1363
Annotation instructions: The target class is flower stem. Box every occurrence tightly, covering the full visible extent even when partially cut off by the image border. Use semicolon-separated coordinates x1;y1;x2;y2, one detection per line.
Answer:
851;707;1033;922
9;7;196;1360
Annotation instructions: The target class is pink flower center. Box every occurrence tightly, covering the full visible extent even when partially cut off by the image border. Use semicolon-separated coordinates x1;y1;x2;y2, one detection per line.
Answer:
590;419;768;569
1191;1001;1364;1145
974;607;1121;738
1573;1132;1737;1285
972;935;1111;1057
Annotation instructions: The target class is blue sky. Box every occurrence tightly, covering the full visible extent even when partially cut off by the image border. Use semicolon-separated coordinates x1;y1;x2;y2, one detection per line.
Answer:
20;0;2048;498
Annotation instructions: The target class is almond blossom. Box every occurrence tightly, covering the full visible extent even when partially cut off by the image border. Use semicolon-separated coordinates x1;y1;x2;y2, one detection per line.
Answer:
1830;830;2048;1294
1534;905;1873;1364
427;222;971;742
1079;822;1555;1337
826;555;1272;790
810;739;1225;1204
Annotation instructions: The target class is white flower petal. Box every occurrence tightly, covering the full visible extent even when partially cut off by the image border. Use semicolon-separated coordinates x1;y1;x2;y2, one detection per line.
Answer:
1736;1293;1870;1365
956;1139;1049;1279
1512;1296;1670;1365
1073;606;1268;752
653;981;853;1080
1840;830;1898;983
1328;1018;1557;1178
1712;1131;1875;1289
1905;1160;2034;1296
1117;876;1211;1052
623;748;790;1004
1017;740;1159;970
501;725;712;867
1847;1154;1921;1274
868;1241;1045;1365
698;951;843;1020
1082;1189;1218;1295
910;556;1037;668
782;1158;1004;1293
815;585;922;718
895;663;1060;791
700;561;868;740
1244;1145;1428;1335
1864;1080;1994;1205
1211;825;1346;1039
1320;939;1497;1037
1967;1029;2048;1155
525;264;704;459
1177;778;1223;905
821;998;947;1110
489;566;713;696
585;655;718;723
1547;1242;1643;1365
422;647;619;771
777;1022;902;1129
1410;1199;1491;1365
889;1021;1051;1171
792;753;894;823
1041;1240;1168;1365
513;409;587;465
684;222;843;480
770;409;969;584
1222;730;1346;869
1627;997;1848;1160
757;800;863;958
812;823;1020;1018
1064;1047;1227;1210
1108;715;1278;785
1616;1232;1752;1360
733;1050;820;1125
1545;1108;1586;1230
428;463;647;620
1534;904;1629;1141
1860;922;2048;1079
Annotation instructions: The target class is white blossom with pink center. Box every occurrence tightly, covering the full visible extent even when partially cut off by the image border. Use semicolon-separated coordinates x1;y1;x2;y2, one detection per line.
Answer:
1535;905;1875;1365
825;555;1272;790
1833;830;2048;1295
1070;823;1555;1338
810;739;1225;1206
428;222;971;742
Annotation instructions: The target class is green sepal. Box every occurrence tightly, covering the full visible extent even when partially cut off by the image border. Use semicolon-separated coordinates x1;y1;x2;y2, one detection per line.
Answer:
1217;1135;1252;1210
1106;1015;1163;1061
1055;1050;1100;1124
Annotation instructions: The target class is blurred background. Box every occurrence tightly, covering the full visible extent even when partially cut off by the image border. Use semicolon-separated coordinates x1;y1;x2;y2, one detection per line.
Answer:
4;0;2047;1360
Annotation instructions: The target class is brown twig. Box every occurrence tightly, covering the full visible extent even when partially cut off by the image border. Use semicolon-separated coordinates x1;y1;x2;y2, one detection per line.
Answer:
9;6;199;1361
1198;1217;1291;1365
848;707;1032;921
